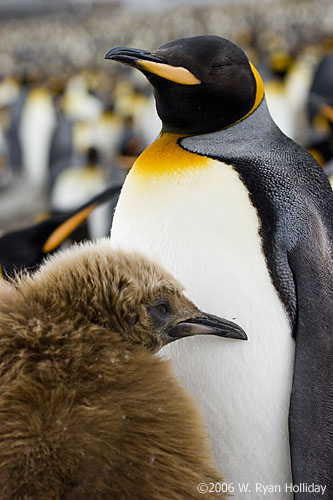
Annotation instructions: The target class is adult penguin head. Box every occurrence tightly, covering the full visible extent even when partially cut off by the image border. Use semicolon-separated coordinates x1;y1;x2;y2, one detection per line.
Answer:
105;35;264;135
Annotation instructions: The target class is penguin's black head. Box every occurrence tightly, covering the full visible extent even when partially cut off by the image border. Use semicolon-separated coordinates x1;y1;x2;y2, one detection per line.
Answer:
105;35;264;135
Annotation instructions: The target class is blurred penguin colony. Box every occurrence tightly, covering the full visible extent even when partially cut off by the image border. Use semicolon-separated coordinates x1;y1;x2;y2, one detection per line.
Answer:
0;0;333;237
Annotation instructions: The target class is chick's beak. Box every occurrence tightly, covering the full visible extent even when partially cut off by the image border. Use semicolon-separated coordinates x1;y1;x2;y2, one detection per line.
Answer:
105;46;200;85
165;312;247;341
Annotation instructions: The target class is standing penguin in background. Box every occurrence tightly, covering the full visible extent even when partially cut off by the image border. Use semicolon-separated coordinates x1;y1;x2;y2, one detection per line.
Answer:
106;36;333;499
19;83;56;186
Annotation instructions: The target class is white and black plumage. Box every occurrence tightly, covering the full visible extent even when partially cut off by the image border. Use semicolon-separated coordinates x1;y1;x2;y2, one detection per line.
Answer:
106;35;333;499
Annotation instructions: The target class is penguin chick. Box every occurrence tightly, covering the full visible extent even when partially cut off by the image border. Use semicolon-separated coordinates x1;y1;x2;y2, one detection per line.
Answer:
0;239;246;500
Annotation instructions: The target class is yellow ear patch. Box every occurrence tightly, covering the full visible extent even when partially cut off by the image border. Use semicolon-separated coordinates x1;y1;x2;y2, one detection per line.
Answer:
138;61;200;85
228;61;265;127
43;204;97;253
307;148;325;166
248;61;265;115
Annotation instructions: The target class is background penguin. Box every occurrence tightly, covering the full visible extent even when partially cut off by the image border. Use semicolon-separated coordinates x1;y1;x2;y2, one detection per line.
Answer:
0;239;247;499
51;147;111;239
48;85;74;189
0;183;121;279
4;73;29;177
19;81;56;187
306;54;333;179
106;36;333;499
307;54;333;130
283;48;316;146
264;49;295;139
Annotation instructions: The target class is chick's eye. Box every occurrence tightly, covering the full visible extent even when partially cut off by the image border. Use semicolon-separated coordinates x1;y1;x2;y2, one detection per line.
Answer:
146;300;171;324
155;302;169;315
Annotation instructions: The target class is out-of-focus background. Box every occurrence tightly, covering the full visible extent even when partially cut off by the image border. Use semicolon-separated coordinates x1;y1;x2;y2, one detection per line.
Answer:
0;0;333;237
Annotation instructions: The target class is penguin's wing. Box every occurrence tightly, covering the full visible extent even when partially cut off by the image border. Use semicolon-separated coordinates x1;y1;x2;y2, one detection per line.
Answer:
42;183;122;253
288;214;333;498
0;184;122;278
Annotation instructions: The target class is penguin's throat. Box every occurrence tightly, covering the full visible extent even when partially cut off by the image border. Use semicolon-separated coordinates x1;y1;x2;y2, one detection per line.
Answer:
132;133;209;178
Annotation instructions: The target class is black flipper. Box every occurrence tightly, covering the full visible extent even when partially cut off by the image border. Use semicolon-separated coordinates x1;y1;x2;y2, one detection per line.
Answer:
0;184;122;279
288;223;333;500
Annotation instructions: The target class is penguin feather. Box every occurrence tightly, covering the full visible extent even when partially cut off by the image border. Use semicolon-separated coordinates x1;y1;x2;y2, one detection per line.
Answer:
0;240;227;500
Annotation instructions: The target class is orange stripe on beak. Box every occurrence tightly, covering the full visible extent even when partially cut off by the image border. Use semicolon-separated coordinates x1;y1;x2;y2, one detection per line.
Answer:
138;61;200;85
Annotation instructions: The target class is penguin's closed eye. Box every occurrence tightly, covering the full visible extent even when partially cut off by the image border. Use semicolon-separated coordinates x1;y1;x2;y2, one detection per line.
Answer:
211;62;232;68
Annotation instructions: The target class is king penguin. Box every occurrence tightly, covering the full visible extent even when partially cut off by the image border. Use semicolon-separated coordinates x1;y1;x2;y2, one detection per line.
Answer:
105;36;333;499
0;184;121;279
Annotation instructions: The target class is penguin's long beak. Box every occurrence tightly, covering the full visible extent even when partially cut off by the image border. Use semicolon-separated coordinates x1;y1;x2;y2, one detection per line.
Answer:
166;313;247;341
105;46;200;85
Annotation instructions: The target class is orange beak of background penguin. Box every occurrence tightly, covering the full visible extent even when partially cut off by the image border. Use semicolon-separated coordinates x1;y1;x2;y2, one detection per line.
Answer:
105;46;201;85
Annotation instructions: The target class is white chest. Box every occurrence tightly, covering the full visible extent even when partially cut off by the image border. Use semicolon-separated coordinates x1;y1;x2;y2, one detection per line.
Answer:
111;158;295;498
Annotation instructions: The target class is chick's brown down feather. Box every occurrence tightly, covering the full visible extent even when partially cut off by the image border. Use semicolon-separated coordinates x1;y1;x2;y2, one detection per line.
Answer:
0;240;229;500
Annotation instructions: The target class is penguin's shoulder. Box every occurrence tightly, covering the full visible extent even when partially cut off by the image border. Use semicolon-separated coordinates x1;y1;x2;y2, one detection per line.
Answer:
180;105;333;326
181;102;333;210
181;112;333;245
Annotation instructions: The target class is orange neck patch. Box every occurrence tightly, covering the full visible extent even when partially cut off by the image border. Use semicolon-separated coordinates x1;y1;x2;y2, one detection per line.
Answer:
131;63;264;178
247;62;265;116
132;133;209;178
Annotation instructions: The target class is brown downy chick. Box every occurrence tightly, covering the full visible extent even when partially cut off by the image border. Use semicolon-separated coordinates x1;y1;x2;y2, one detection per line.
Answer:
0;239;246;500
